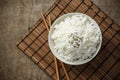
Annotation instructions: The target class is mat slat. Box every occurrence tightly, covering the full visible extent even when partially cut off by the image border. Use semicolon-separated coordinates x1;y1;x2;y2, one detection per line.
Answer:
17;0;120;80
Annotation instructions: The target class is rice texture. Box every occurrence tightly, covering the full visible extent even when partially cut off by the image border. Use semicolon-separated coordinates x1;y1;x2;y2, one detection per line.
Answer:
51;14;101;62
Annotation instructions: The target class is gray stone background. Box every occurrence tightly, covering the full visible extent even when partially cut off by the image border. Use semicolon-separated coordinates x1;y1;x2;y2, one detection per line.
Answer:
0;0;120;80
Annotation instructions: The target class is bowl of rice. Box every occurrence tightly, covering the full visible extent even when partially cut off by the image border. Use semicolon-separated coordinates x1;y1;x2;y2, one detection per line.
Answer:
48;12;102;65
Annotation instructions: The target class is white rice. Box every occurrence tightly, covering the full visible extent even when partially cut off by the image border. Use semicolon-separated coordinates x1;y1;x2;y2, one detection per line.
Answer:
51;14;101;62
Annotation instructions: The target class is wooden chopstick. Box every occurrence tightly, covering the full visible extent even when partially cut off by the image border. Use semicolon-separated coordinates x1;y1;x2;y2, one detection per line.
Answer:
61;62;70;80
48;15;60;80
41;13;70;80
41;13;50;31
48;15;70;80
41;13;60;80
54;57;60;80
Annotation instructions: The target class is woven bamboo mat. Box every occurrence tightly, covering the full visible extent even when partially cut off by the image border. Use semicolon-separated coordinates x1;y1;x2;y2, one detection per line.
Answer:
17;0;120;80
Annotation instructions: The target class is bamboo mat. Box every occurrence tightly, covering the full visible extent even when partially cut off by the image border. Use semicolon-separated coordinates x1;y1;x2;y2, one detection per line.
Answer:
17;0;120;80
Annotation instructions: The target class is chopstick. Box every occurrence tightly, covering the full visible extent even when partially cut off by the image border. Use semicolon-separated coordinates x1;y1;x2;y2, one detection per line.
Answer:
61;62;70;80
41;13;60;80
48;15;70;80
48;15;60;80
41;13;70;80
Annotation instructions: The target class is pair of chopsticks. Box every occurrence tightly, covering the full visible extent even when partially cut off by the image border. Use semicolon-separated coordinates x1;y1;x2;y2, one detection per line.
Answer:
41;13;70;80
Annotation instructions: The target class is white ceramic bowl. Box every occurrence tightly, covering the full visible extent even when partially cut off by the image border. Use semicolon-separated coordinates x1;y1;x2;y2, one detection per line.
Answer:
48;12;102;65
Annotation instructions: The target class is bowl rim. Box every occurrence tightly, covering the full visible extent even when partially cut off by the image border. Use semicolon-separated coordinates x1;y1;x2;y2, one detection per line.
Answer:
48;12;102;65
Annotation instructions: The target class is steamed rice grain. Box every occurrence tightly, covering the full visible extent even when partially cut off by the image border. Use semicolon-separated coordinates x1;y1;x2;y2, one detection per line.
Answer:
51;14;101;62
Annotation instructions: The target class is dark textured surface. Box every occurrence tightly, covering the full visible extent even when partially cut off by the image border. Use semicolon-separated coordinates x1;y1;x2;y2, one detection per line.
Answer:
0;0;120;80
